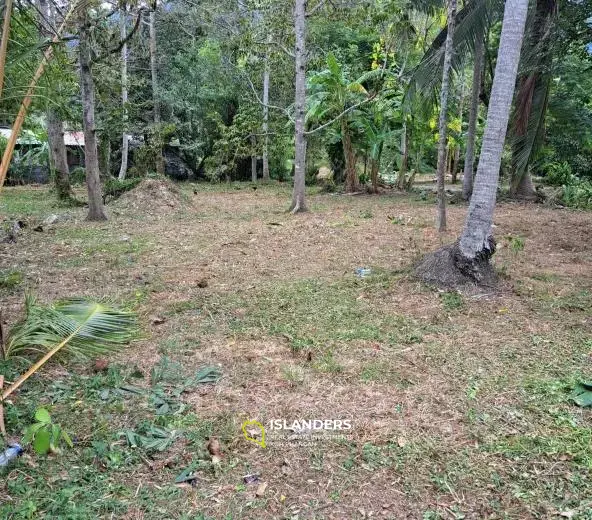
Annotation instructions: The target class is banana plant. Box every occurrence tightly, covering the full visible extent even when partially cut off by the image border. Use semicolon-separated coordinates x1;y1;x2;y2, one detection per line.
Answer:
307;52;374;193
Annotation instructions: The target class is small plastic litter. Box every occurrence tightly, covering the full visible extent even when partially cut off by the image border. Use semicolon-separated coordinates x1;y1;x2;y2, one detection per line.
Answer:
355;267;372;278
0;444;23;467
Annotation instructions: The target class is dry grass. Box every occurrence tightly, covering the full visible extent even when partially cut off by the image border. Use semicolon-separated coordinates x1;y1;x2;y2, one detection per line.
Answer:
1;181;591;519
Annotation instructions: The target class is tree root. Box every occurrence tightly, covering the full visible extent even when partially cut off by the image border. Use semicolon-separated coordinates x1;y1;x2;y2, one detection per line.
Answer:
415;237;497;289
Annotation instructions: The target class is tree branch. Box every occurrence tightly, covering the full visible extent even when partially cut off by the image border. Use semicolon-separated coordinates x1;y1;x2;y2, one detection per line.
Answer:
92;8;146;64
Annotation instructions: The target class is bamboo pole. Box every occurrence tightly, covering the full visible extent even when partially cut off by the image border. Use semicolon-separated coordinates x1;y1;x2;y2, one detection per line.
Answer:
0;0;79;191
0;0;14;99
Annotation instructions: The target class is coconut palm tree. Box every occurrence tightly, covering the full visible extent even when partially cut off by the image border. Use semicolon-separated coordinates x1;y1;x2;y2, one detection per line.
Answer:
416;0;530;286
435;0;457;232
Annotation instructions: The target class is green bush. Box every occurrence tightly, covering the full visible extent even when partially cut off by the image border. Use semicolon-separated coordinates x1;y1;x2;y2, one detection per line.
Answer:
562;180;592;209
543;161;575;186
103;177;142;203
69;166;86;185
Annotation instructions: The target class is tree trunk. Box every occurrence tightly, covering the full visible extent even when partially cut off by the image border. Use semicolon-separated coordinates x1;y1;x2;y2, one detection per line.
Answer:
459;0;529;261
435;0;456;232
79;13;107;221
370;158;379;193
290;0;307;213
38;0;71;201
416;0;529;287
462;35;484;201
397;122;409;190
47;109;72;200
98;137;111;180
451;146;460;184
262;38;270;182
149;7;164;176
509;0;557;199
118;4;129;180
342;118;359;193
451;74;466;185
251;134;257;182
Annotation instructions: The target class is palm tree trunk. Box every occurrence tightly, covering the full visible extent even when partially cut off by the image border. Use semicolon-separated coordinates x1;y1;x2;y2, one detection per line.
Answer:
149;7;164;176
416;0;529;287
262;38;270;182
118;4;129;180
342;118;359;193
79;12;107;221
462;35;484;201
435;0;457;232
290;0;307;213
458;0;529;261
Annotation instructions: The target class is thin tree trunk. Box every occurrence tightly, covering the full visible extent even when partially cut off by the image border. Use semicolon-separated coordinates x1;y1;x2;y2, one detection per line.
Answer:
342;118;359;193
38;0;71;200
149;7;164;176
435;0;456;232
290;0;307;213
458;0;529;260
47;109;71;200
79;12;107;221
262;38;270;182
451;147;460;184
462;35;484;201
251;134;257;182
118;4;129;180
451;74;466;184
397;122;409;190
370;157;379;193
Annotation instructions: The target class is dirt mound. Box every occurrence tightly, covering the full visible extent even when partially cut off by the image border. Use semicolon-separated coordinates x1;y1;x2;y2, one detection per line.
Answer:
112;178;184;213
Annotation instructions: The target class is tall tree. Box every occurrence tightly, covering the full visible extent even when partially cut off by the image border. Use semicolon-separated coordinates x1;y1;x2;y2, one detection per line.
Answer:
79;10;108;221
416;0;530;286
262;37;271;182
509;0;557;199
39;0;72;201
462;33;484;201
435;0;457;232
290;0;307;213
149;3;165;175
118;3;130;180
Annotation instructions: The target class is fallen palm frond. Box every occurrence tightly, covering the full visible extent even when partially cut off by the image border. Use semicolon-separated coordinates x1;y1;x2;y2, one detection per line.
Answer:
1;295;137;401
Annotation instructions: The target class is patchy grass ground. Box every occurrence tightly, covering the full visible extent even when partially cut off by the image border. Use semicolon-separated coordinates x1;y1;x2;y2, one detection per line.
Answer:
1;181;591;519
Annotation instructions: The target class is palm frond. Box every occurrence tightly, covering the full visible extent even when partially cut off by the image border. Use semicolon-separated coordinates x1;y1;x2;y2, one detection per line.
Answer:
2;297;138;400
510;75;551;187
407;0;502;105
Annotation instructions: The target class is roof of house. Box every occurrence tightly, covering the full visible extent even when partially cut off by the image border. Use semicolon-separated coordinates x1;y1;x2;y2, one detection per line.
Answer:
0;128;85;147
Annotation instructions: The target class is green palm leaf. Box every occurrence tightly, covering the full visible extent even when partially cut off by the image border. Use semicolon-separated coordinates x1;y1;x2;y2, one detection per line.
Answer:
2;296;137;400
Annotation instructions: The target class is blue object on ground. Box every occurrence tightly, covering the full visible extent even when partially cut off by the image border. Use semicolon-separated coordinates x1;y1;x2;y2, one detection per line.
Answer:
355;268;372;278
0;444;23;467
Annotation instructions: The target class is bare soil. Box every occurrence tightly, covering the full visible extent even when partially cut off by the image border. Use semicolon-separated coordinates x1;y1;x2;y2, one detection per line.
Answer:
1;182;591;519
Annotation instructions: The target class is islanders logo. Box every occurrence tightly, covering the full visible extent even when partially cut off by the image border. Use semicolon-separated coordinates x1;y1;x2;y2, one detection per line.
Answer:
241;420;266;448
